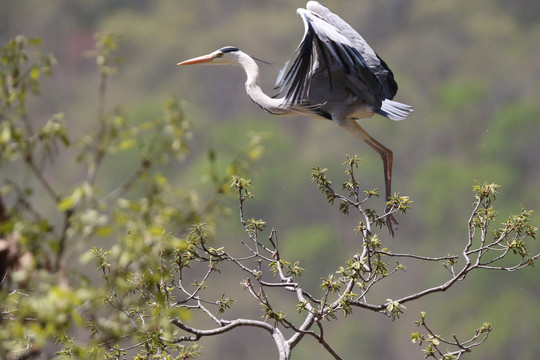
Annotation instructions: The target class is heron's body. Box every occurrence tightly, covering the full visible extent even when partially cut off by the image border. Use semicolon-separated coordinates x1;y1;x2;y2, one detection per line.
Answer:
178;1;413;235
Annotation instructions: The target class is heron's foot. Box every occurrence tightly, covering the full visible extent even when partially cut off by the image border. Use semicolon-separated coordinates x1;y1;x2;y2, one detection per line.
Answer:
385;213;398;237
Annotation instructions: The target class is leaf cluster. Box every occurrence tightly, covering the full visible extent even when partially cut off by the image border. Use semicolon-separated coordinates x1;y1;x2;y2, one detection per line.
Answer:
0;34;211;359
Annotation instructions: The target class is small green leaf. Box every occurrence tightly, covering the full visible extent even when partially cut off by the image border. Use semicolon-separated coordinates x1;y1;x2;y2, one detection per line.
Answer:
30;67;40;80
28;37;43;46
58;196;76;211
95;225;114;237
0;123;12;143
149;226;165;236
118;139;137;150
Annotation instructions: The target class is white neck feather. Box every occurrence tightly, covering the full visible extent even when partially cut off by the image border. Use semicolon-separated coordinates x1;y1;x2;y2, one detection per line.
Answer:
236;52;289;115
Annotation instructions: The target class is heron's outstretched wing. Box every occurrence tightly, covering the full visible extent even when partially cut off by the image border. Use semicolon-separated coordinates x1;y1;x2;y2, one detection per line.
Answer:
306;1;398;98
306;2;380;69
276;1;398;108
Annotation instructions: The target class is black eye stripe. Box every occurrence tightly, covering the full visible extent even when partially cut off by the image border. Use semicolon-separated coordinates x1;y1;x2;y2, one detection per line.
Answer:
219;46;239;53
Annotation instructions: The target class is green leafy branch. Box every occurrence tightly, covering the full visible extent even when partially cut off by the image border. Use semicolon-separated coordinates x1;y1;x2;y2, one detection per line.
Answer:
411;312;492;359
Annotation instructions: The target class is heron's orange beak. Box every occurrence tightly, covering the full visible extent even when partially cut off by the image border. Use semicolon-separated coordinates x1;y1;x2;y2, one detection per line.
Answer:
177;54;215;66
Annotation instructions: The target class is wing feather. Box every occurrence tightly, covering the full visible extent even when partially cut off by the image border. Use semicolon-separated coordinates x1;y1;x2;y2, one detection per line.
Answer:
306;1;398;98
276;2;399;108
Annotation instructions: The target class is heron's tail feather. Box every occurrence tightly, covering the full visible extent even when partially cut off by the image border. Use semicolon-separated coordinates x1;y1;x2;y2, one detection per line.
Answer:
377;100;413;121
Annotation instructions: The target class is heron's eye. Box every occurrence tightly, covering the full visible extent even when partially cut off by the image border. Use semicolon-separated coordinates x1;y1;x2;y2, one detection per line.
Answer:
215;52;224;58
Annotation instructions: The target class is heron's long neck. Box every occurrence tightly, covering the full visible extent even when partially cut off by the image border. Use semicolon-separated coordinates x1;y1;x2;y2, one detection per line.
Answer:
237;53;289;115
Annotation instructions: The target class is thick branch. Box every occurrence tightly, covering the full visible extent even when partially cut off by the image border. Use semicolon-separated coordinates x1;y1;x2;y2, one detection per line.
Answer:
171;318;291;360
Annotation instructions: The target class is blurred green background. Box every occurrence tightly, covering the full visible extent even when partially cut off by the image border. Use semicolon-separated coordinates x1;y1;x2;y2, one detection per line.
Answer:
2;0;539;359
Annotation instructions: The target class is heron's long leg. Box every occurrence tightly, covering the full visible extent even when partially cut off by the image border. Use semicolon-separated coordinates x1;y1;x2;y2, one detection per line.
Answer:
337;120;397;236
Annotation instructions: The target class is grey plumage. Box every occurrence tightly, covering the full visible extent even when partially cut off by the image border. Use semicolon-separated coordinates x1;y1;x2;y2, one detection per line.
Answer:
178;2;412;235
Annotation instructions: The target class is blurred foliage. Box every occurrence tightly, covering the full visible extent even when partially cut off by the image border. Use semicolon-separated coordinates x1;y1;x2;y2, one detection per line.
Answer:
0;33;261;359
0;0;539;359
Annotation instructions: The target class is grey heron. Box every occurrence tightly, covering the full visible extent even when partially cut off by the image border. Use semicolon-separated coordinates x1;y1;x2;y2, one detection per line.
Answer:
177;1;412;236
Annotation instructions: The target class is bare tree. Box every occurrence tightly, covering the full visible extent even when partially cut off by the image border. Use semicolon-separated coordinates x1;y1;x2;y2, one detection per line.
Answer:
129;159;534;360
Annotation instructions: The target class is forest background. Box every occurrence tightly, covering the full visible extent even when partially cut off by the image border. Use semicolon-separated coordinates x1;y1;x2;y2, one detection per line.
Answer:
1;0;539;359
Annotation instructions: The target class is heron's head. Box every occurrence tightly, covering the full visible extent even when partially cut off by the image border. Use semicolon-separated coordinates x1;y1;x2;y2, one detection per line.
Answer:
177;46;242;66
